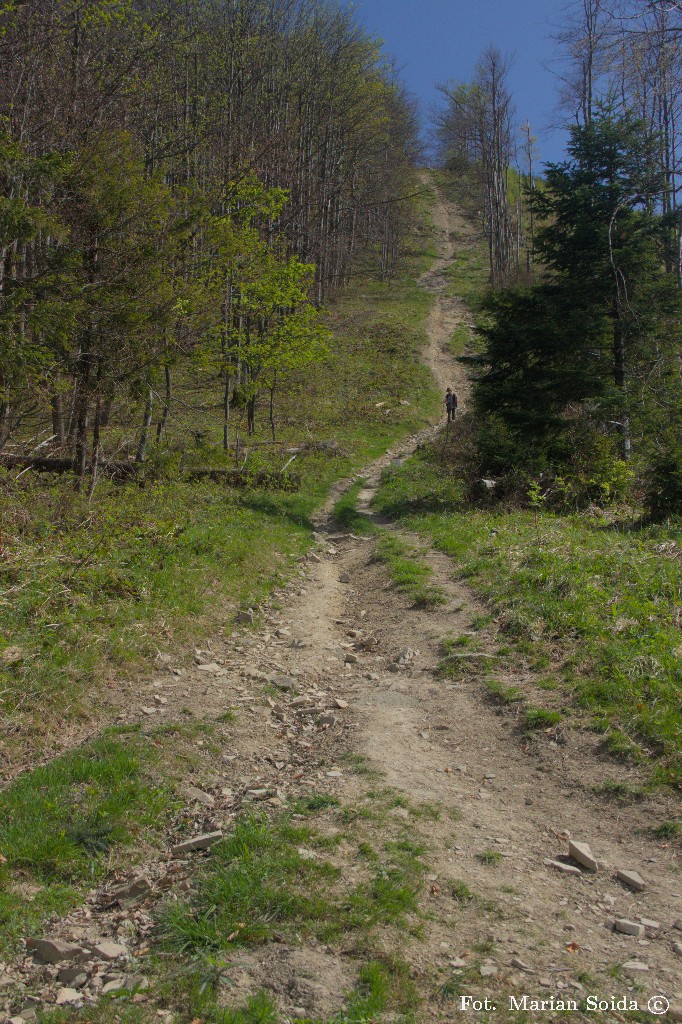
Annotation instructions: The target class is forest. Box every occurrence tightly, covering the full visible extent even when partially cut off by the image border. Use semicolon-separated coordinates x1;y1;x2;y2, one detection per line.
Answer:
0;0;419;481
435;0;682;517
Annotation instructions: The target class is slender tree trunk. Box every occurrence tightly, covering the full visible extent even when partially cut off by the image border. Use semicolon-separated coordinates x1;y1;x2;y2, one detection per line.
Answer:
269;379;276;442
73;350;91;486
613;314;631;461
223;369;231;450
51;389;65;445
156;364;172;442
136;387;154;464
88;392;101;499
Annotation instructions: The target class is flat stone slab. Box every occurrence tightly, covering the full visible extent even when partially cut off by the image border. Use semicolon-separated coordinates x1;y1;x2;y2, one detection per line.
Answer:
614;919;645;937
621;960;648;974
110;876;152;901
89;942;127;961
182;786;215;807
568;840;598;872
27;939;86;964
171;831;223;856
616;869;645;891
545;859;582;877
55;989;82;1005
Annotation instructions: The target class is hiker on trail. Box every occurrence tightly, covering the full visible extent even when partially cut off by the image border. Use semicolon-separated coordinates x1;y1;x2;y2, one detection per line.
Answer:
445;387;457;422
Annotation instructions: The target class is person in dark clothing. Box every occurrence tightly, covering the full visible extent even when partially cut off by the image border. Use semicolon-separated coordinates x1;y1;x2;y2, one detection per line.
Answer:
445;387;457;422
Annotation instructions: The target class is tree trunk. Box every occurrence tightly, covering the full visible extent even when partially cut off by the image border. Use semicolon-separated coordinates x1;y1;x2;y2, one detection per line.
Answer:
613;315;631;462
135;387;154;464
156;364;172;442
223;369;231;450
51;390;65;445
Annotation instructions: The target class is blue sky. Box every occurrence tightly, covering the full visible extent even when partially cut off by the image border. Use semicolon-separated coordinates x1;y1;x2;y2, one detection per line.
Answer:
353;0;573;167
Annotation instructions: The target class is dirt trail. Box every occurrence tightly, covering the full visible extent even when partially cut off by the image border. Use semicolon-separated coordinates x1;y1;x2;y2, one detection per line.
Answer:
7;186;682;1022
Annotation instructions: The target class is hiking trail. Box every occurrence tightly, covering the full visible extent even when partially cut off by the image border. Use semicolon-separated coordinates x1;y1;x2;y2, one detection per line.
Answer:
5;186;682;1023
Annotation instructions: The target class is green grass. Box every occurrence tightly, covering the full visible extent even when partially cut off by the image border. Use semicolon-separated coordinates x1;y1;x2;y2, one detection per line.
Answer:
476;850;503;866
292;793;341;814
0;730;178;954
449;879;476;903
485;679;524;705
524;707;563;731
374;533;447;608
649;819;680;839
374;446;682;786
159;815;340;952
332;479;380;536
334;958;419;1023
160;811;426;955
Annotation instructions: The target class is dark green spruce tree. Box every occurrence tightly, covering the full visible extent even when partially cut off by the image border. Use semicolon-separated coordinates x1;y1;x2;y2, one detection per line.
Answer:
475;108;680;502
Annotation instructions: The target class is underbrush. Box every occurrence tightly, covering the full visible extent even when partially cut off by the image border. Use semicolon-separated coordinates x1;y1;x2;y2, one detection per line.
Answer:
374;447;682;786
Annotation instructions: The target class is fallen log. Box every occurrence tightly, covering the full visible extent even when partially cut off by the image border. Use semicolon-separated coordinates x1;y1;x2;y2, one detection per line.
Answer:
0;453;137;477
0;453;299;490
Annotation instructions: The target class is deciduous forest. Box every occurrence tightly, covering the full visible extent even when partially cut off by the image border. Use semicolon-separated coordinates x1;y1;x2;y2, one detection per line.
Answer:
0;0;419;478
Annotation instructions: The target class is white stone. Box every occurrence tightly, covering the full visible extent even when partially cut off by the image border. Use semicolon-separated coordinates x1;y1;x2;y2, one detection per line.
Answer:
182;786;214;807
545;859;582;877
617;869;645;892
621;960;649;973
171;831;223;856
615;919;645;937
568;840;598;872
90;942;127;961
55;989;82;1005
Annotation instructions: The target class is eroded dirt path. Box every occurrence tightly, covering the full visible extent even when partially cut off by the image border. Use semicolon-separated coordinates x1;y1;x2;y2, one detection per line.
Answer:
6;186;682;1024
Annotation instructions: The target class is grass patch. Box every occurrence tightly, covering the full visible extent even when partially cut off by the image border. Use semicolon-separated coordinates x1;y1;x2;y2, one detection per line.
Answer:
524;707;563;731
485;679;524;705
336;958;419;1022
332;480;379;536
0;731;177;954
292;793;341;814
592;779;646;803
160;811;427;955
476;850;503;866
648;819;680;840
373;444;682;787
160;815;340;952
449;879;476;903
374;533;447;608
343;752;384;781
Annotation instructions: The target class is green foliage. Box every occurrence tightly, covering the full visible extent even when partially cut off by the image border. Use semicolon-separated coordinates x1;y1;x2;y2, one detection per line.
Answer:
159;815;341;952
472;109;682;508
476;849;503;866
647;409;682;520
332;480;380;535
0;193;439;761
524;707;563;730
